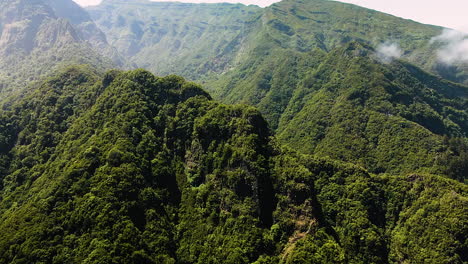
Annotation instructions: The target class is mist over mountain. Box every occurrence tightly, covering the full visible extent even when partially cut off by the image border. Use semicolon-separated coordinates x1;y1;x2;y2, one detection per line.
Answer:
0;0;467;263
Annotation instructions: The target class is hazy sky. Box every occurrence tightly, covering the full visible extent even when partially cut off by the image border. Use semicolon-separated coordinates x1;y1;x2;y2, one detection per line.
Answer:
73;0;280;7
73;0;468;33
337;0;468;33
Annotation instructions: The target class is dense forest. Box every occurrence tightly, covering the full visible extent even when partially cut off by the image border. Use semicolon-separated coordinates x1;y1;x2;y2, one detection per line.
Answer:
0;0;467;263
275;42;468;178
0;67;466;263
70;0;468;178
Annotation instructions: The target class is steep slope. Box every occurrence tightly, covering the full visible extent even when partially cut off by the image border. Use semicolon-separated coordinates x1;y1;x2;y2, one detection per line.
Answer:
87;0;467;86
0;67;466;263
275;42;468;177
87;0;262;78
85;0;468;177
0;67;274;263
0;0;119;97
208;41;468;178
207;0;467;122
43;0;121;61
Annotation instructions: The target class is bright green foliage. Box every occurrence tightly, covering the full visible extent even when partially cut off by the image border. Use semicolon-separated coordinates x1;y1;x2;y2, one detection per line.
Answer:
0;68;466;263
2;0;467;181
209;39;468;179
273;153;467;264
276;43;468;178
86;0;468;179
0;0;466;262
384;175;467;263
0;67;272;263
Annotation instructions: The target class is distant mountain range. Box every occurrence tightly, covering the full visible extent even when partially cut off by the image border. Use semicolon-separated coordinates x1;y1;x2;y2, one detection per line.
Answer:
87;0;467;85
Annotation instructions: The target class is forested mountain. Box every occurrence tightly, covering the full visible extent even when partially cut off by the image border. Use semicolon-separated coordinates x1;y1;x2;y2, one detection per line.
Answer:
0;0;467;262
0;67;466;263
86;0;468;177
87;0;467;85
87;0;262;78
0;0;120;97
273;42;468;177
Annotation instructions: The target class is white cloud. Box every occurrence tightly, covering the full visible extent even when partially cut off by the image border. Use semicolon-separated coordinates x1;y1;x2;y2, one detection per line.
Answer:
376;42;402;63
431;29;468;65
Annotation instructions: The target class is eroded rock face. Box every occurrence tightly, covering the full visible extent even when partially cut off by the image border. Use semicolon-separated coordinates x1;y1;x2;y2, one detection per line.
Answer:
0;0;112;53
43;0;118;57
0;0;119;96
35;18;82;50
0;0;55;54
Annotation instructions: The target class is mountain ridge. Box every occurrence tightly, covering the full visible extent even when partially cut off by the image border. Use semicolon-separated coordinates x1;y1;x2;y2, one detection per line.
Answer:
0;0;120;97
87;0;467;85
0;1;466;262
0;67;466;263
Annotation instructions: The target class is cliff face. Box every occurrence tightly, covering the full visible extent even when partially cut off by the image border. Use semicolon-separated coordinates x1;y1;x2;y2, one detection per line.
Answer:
0;0;59;54
0;0;119;96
